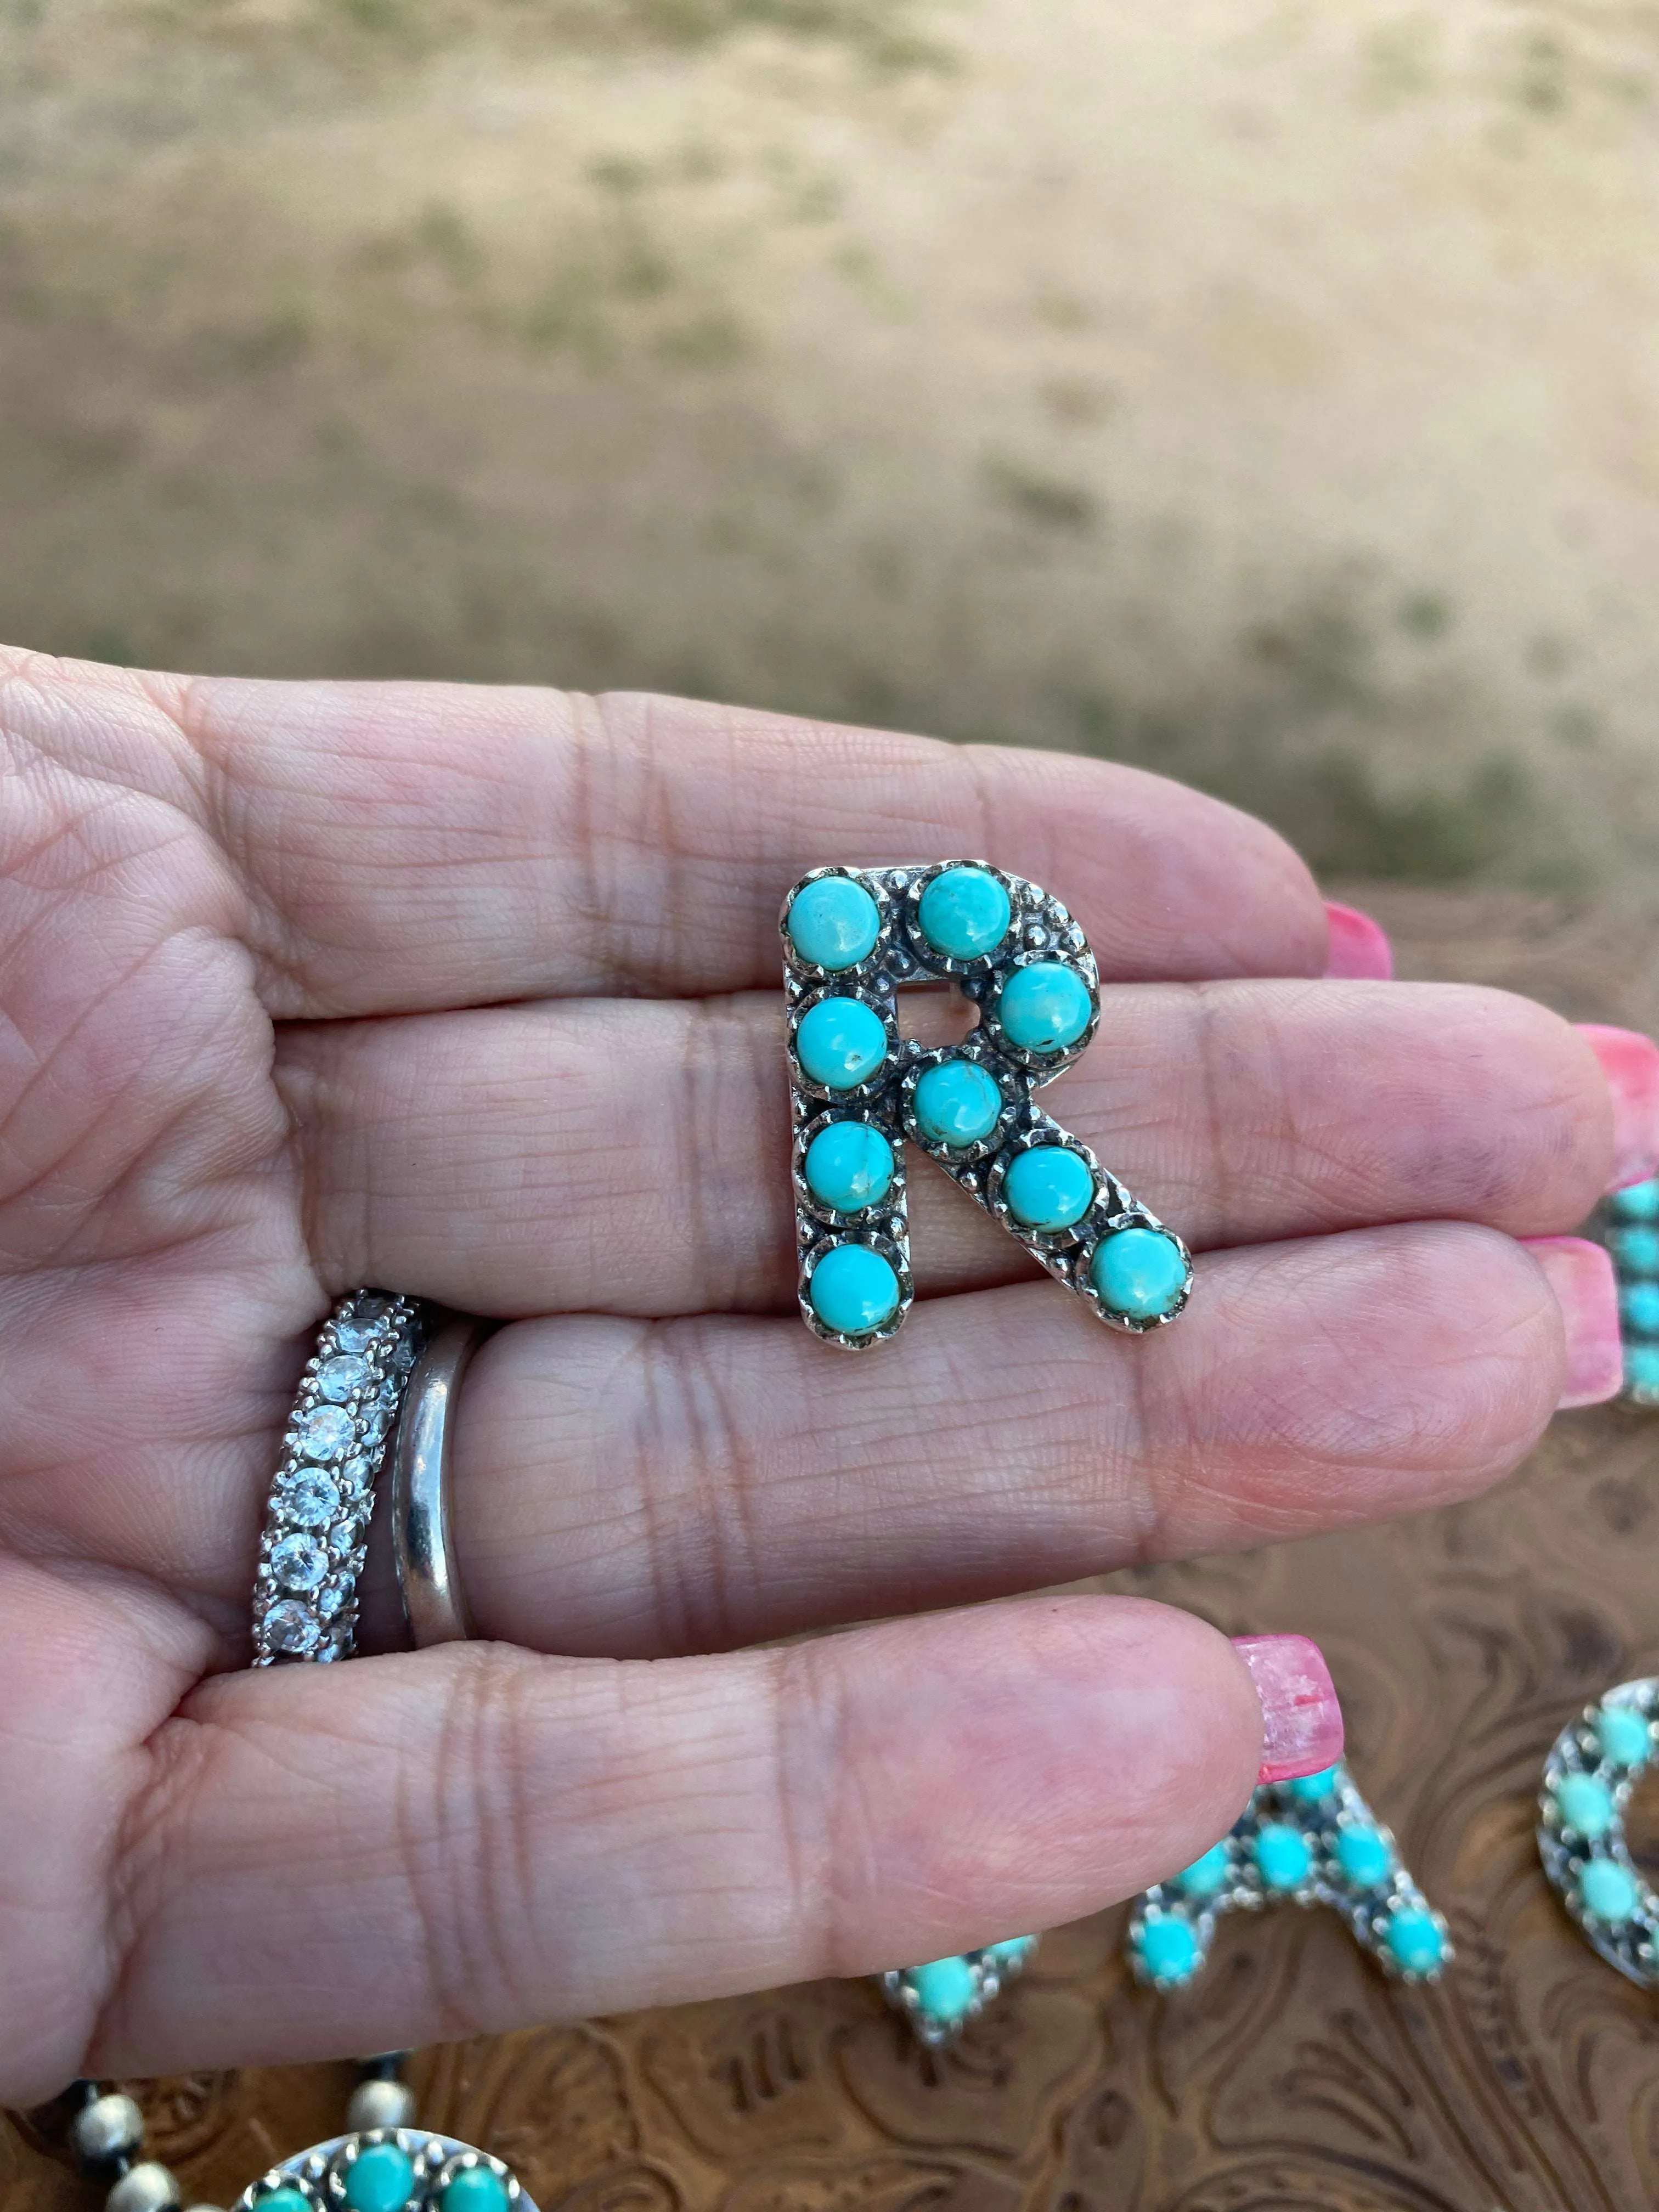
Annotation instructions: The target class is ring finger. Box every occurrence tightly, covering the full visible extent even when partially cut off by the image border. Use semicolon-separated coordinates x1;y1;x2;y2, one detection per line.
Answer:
357;1219;1617;1659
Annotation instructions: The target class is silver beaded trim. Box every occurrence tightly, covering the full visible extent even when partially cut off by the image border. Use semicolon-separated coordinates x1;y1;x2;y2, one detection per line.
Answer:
1125;1758;1451;1988
783;861;1192;1348
236;2133;532;2212
252;1292;426;1664
57;2067;498;2212
877;1936;1038;2046
1537;1675;1659;1986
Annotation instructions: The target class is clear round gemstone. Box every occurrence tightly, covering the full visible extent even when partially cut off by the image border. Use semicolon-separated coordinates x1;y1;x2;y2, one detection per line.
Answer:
328;1522;364;1564
280;1469;341;1530
271;1532;328;1593
295;1405;354;1460
391;1333;419;1371
334;1305;388;1351
266;1599;321;1655
317;1582;347;1620
341;1455;374;1491
318;1353;371;1402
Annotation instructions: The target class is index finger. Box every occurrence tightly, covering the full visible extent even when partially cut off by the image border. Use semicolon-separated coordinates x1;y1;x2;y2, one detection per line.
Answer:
3;654;1326;1015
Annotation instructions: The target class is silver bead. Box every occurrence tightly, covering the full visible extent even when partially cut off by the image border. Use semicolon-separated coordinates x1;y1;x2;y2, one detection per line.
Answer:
346;2077;417;2133
107;2162;182;2212
72;2094;145;2164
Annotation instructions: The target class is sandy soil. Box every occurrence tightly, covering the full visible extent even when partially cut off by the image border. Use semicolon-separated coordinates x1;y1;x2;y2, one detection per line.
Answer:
3;0;1659;896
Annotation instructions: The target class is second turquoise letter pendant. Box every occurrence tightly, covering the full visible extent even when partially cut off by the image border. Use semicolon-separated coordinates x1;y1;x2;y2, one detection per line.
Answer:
783;861;1192;1348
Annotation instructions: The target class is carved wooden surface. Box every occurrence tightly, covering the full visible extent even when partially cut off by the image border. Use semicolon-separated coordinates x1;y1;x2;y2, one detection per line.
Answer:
10;886;1659;2212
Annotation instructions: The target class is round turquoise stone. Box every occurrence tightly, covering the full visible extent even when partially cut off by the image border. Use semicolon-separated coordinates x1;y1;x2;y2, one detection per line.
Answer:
257;2193;313;2212
1385;1907;1445;1976
1556;1770;1615;1841
1254;1822;1312;1891
1284;1765;1341;1804
1610;1177;1659;1222
995;962;1094;1053
917;866;1011;961
1003;1145;1095;1231
804;1120;894;1212
983;1936;1036;1968
795;996;888;1090
1336;1824;1393;1889
809;1243;901;1336
906;1953;978;2025
1595;1704;1652;1770
1091;1227;1188;1320
1579;1855;1640;1926
343;2143;416;2212
1611;1226;1659;1274
1627;1344;1659;1393
787;877;881;970
1622;1280;1659;1335
913;1058;1003;1147
1175;1843;1230;1900
1136;1916;1199;1982
441;2169;511;2212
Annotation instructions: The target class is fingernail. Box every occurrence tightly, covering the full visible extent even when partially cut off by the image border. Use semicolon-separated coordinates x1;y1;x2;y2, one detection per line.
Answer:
1231;1633;1344;1784
1577;1024;1659;1193
1520;1235;1623;1407
1322;901;1393;981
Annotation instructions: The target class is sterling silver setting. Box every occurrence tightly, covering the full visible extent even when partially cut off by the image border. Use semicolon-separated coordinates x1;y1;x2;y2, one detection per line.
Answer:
235;2132;533;2212
1126;1759;1451;1989
1537;1676;1659;1985
252;1291;427;1663
877;1936;1039;2045
783;861;1191;1348
1595;1176;1659;1406
56;2061;532;2212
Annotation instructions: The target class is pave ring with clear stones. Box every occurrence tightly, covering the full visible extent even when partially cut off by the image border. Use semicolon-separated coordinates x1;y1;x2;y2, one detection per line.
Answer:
251;1290;428;1664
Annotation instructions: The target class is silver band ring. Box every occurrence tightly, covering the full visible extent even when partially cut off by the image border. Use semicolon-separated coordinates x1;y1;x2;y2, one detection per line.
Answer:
252;1291;427;1663
393;1317;488;1647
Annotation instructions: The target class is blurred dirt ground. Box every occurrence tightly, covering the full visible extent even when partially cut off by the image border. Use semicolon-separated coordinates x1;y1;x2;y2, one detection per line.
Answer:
4;0;1659;894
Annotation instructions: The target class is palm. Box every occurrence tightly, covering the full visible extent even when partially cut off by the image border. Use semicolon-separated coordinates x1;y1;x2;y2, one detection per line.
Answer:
0;648;1627;2107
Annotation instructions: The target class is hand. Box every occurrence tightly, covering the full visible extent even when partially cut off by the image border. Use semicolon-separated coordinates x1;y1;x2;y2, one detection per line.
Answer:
0;650;1640;2102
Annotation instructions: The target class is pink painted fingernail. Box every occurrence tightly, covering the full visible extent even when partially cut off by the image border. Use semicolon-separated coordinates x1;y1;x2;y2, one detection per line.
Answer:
1322;901;1393;980
1521;1236;1623;1407
1231;1633;1344;1783
1577;1025;1659;1193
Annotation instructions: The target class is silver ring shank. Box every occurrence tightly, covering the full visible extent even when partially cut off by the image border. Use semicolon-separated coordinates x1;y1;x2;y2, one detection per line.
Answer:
393;1318;488;1647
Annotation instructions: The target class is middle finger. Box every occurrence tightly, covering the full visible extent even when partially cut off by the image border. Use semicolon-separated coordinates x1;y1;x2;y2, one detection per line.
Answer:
280;977;1616;1315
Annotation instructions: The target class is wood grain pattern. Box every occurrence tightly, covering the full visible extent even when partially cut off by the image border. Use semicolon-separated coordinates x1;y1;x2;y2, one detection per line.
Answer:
12;887;1659;2212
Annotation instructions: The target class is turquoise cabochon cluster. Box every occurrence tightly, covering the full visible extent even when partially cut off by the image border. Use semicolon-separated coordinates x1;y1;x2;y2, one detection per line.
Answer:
241;2136;520;2212
1605;1177;1659;1404
783;862;1192;1346
1537;1676;1659;1984
1126;1758;1451;1989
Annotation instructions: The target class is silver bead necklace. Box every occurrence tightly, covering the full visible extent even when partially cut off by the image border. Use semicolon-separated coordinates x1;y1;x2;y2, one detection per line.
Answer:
56;2062;535;2212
